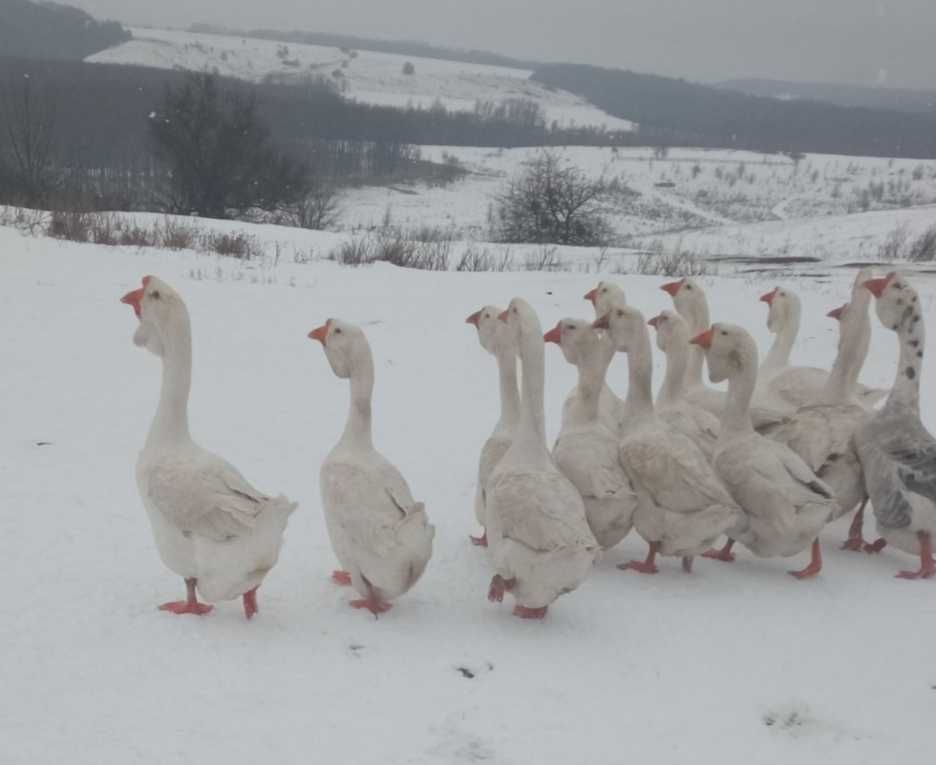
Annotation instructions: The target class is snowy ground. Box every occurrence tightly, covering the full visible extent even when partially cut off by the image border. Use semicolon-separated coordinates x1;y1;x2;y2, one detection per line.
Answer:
337;146;936;263
87;27;632;131
2;221;935;764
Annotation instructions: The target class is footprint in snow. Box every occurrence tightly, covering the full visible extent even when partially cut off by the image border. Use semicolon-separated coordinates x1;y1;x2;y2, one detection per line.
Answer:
455;662;494;680
763;703;862;741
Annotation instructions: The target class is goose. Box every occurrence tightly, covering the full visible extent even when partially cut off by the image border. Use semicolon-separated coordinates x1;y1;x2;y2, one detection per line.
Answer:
547;318;636;549
761;270;875;551
594;302;742;574
553;280;627;433
758;285;886;411
310;319;434;615
486;298;599;619
854;273;936;578
661;277;785;430
121;276;296;619
648;309;720;460
691;324;836;577
465;306;520;548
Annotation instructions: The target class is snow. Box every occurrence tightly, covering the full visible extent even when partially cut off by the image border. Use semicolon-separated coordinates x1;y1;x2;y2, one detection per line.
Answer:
87;27;634;132
3;218;936;764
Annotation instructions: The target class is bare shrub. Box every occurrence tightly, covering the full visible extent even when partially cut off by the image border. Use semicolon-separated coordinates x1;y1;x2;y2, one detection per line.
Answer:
328;226;453;271
47;210;92;242
119;224;156;248
89;213;119;245
491;150;612;247
402;61;415;75
878;223;911;260
200;230;261;259
908;225;936;262
159;217;198;250
632;240;713;277
329;236;374;267
455;244;514;272
524;245;566;272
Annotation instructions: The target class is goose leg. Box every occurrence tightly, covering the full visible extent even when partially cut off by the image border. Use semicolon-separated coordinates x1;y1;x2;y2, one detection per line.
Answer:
788;540;822;580
331;570;353;586
470;530;488;547
350;580;392;617
864;538;887;554
618;542;660;574
242;587;259;620
487;574;515;603
159;578;213;615
702;539;736;563
896;532;936;580
841;500;869;552
681;556;694;574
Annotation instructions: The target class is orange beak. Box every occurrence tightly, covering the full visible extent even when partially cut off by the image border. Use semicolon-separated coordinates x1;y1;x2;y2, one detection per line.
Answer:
661;279;684;297
593;314;610;330
760;288;778;305
584;288;598;305
826;305;846;320
648;314;661;328
544;324;562;344
498;309;509;323
466;310;482;326
121;287;145;318
309;322;330;345
691;328;714;349
863;275;891;298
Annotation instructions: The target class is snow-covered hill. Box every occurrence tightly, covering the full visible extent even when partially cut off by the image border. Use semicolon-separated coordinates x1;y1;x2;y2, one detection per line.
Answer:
88;27;634;131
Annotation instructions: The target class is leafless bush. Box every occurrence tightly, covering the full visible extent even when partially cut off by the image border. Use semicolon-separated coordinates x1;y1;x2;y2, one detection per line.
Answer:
455;244;514;272
328;226;454;271
200;231;261;259
119;224;156;248
47;210;92;242
878;223;912;260
0;206;47;234
329;236;374;267
908;225;936;262
159;217;198;250
631;240;713;277
89;213;119;245
524;245;566;272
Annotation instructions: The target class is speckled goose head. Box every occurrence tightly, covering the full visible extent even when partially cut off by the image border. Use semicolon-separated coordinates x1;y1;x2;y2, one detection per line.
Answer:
466;305;504;355
648;309;689;354
693;323;758;385
585;281;626;318
546;318;598;366
120;275;187;358
309;319;369;380
594;302;645;353
761;286;797;334
865;272;921;333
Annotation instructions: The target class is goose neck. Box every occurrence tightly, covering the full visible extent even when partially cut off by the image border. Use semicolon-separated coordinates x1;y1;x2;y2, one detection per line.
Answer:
886;307;925;413
146;319;192;448
339;347;375;451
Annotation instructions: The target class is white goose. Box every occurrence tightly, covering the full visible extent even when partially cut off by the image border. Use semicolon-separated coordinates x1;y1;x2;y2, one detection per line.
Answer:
594;303;742;574
121;276;296;619
648;309;720;460
486;298;599;619
758;285;886;411
466;305;520;548
691;324;836;577
311;319;434;616
854;273;936;578
547;318;636;549
762;270;875;551
661;277;784;430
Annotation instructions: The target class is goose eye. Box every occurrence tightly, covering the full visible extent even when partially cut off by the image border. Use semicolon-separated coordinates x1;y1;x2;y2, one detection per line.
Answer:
616;309;624;317
334;328;342;335
568;324;576;330
720;330;728;336
600;288;606;293
150;290;160;300
685;284;692;290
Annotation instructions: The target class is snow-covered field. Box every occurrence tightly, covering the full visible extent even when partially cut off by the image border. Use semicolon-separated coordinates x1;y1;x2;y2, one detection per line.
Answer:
87;27;633;131
341;146;936;261
3;219;935;763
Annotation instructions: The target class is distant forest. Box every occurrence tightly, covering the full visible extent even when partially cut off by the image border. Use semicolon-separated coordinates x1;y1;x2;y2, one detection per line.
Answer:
718;79;936;116
189;24;538;70
0;0;129;60
533;64;936;159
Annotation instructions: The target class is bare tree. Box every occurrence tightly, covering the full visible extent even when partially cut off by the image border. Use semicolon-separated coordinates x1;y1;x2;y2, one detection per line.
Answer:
491;150;612;246
0;75;60;206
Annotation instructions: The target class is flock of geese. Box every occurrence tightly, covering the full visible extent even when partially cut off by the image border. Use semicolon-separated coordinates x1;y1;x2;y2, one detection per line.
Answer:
120;268;935;621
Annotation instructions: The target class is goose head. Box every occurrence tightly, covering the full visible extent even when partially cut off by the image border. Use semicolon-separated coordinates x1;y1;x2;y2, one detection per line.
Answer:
584;281;626;318
691;323;758;384
498;297;542;344
545;317;600;366
309;318;369;379
120;275;187;357
661;277;706;325
593;302;645;353
760;286;799;334
648;309;690;354
864;272;920;331
466;305;505;355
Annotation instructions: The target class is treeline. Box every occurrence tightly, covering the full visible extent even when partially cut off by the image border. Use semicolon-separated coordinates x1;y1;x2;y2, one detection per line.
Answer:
719;79;936;116
190;23;537;70
0;0;129;61
533;64;936;159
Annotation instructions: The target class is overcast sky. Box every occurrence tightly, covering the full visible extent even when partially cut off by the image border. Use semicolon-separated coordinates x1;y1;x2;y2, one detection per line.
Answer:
73;0;936;89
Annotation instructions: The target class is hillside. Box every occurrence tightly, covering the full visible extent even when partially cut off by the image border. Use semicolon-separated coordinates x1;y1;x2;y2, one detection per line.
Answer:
719;78;936;116
0;0;129;60
88;27;634;133
533;64;936;159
